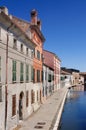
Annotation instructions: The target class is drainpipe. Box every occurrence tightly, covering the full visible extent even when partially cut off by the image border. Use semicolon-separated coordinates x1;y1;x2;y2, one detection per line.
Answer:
5;24;13;130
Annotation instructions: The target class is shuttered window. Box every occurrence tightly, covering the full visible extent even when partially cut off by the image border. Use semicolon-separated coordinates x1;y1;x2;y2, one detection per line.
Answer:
12;60;16;82
20;63;24;82
0;86;2;102
31;66;34;81
26;65;29;82
12;95;16;116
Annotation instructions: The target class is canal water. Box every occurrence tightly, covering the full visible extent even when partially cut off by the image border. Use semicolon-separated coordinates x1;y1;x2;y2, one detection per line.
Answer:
59;86;86;130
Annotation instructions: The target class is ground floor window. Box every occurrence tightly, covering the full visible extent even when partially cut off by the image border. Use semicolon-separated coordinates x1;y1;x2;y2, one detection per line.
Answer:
26;91;29;107
31;90;35;104
12;94;16;116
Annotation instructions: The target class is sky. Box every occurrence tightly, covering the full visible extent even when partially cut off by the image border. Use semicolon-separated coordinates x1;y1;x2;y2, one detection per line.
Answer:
0;0;86;72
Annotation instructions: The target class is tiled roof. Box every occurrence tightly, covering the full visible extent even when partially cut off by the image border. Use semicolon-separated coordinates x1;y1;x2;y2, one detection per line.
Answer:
12;16;30;32
0;11;36;47
12;16;45;42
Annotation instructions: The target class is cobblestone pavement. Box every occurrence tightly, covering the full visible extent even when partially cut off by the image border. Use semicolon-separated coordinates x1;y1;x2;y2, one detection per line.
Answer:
18;87;68;130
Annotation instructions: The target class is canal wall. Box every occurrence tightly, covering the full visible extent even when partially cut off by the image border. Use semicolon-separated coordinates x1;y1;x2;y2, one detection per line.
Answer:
51;87;69;130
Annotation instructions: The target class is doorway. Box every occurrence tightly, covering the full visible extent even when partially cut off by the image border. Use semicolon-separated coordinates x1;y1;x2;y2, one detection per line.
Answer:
19;92;24;120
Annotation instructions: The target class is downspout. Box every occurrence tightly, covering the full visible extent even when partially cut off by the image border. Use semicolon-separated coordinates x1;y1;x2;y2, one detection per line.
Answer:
5;23;13;130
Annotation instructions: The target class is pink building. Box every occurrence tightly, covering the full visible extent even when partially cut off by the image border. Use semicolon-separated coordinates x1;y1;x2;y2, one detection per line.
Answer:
43;50;61;91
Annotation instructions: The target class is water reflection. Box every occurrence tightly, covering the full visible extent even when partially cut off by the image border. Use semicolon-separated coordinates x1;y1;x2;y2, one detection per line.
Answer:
59;86;86;130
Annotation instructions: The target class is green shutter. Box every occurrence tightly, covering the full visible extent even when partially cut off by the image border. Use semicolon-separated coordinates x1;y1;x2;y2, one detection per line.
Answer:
12;60;16;82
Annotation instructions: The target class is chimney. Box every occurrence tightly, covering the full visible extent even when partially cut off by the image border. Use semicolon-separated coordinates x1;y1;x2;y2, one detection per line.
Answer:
31;9;37;25
37;19;41;30
0;6;8;15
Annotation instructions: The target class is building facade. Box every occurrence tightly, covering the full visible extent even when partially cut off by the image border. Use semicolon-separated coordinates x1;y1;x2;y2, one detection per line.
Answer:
43;64;54;101
0;7;45;130
43;50;61;93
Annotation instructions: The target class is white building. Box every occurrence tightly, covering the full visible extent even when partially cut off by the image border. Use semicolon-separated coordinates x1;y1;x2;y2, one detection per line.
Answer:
43;64;54;101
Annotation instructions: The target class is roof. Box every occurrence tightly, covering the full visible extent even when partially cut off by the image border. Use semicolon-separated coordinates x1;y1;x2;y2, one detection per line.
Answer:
80;72;86;76
61;70;71;75
0;11;36;48
61;67;80;74
12;16;45;43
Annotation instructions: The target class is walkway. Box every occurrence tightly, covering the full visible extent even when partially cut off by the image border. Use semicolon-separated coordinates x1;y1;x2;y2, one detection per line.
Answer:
18;87;68;130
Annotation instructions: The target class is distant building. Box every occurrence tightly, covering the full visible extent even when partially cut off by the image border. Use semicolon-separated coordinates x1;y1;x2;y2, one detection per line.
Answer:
43;62;54;101
60;70;72;87
61;67;80;85
43;50;61;93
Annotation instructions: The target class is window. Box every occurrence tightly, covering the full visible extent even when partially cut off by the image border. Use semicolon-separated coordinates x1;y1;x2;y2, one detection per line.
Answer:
33;48;35;57
31;50;34;58
45;72;47;80
13;38;17;50
21;44;23;52
26;48;28;55
33;69;35;83
37;50;40;60
26;65;29;82
12;95;16;116
41;71;43;82
31;66;34;81
0;57;1;82
26;91;29;107
31;90;35;104
0;86;2;102
12;60;16;82
37;70;40;82
20;63;24;82
48;74;51;82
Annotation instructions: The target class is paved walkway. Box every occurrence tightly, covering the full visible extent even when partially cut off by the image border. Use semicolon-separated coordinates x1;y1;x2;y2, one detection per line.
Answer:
18;87;68;130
